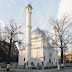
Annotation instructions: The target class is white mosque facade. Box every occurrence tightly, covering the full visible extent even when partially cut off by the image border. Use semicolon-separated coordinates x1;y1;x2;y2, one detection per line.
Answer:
18;28;58;67
18;4;58;67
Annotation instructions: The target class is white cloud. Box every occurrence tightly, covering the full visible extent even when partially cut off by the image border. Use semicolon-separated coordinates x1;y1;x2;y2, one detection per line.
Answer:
6;0;16;8
0;20;5;28
57;0;72;19
0;20;4;24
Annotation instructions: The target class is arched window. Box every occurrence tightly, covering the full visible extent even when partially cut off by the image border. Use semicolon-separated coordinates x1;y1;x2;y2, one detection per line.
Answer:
49;53;52;63
49;53;52;59
49;59;51;63
24;58;25;61
44;56;45;61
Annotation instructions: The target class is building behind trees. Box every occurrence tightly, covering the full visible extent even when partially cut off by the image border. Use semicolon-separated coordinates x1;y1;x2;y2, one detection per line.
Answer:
0;40;18;62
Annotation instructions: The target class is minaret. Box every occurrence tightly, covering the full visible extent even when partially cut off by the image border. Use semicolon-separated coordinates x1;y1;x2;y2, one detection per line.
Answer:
53;26;59;69
25;4;32;68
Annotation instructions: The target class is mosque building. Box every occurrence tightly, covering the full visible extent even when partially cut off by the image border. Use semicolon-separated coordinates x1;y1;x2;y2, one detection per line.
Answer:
18;4;58;68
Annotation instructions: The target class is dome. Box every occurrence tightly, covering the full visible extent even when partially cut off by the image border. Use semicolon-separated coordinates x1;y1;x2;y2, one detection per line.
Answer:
26;4;32;9
31;28;46;38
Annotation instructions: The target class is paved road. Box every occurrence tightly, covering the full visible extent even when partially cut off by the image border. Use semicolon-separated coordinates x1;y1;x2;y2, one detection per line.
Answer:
0;67;72;72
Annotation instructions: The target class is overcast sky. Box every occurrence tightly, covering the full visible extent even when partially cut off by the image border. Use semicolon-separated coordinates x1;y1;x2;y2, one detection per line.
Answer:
0;0;60;30
0;0;72;31
0;0;72;50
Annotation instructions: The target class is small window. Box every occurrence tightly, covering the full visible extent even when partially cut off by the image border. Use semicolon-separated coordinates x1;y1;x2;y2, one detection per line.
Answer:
44;56;45;61
54;58;55;61
24;58;25;61
49;59;51;63
28;8;29;10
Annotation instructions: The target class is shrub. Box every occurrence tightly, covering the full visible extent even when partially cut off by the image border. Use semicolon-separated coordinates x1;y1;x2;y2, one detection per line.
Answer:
66;60;69;63
24;63;26;68
37;63;42;69
31;62;34;66
70;60;72;63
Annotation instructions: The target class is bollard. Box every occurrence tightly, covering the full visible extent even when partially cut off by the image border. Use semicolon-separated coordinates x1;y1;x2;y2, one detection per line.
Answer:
58;64;60;70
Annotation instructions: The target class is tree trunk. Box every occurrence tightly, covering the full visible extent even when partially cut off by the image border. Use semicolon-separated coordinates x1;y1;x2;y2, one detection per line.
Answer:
61;48;63;63
8;37;12;63
61;40;63;63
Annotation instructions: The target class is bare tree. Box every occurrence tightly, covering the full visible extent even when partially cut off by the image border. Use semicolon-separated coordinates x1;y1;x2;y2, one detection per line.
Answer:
45;15;72;63
3;19;24;65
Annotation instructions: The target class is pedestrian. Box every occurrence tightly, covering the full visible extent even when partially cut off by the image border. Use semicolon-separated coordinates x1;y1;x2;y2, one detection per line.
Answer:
7;62;10;71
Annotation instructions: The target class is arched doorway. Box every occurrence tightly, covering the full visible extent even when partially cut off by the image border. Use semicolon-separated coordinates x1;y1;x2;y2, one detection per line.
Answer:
49;53;52;63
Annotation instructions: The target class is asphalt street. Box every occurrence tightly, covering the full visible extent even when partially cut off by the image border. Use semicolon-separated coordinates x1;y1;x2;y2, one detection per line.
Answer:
0;67;72;72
